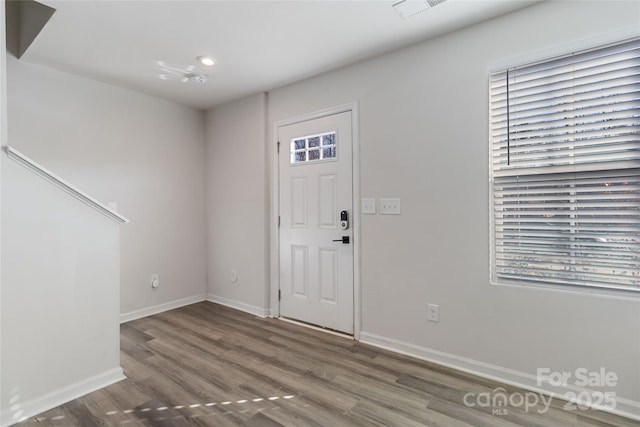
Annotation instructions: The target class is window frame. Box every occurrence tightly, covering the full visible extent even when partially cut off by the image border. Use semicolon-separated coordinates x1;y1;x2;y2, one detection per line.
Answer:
488;32;640;298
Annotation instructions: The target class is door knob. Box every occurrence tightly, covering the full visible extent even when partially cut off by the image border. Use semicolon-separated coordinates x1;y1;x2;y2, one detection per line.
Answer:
333;236;350;244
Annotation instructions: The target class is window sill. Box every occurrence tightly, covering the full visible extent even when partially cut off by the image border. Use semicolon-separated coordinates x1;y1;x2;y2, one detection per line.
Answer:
489;279;640;301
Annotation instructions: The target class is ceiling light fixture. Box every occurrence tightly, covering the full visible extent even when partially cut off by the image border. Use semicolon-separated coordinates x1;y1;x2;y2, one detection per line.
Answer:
197;56;216;66
183;72;208;83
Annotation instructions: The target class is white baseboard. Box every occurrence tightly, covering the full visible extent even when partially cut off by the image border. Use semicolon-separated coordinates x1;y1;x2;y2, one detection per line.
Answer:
120;294;206;323
359;332;640;422
205;294;268;317
1;367;125;427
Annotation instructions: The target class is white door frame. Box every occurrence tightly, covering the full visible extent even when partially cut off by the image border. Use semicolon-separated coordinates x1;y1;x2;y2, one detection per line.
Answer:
270;102;361;339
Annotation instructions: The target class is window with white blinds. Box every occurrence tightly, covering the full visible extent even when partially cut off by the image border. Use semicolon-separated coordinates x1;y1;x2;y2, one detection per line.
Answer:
489;38;640;292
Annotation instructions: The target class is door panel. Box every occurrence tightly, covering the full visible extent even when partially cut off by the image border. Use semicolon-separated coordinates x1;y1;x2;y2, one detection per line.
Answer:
279;111;353;334
319;247;338;303
291;177;308;228
319;174;337;229
291;245;309;298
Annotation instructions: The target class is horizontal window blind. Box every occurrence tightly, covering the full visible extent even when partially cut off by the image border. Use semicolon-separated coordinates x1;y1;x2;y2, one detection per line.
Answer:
490;38;640;292
490;38;640;177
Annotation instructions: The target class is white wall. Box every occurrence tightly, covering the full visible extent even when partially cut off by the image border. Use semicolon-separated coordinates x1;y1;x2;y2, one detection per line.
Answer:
205;93;269;315
263;0;639;417
1;151;123;426
6;56;208;318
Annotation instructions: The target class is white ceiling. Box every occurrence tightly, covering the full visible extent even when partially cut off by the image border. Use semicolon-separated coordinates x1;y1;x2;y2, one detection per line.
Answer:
23;0;536;110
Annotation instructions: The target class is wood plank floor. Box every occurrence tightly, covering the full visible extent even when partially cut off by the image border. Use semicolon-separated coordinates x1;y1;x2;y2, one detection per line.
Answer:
17;302;637;426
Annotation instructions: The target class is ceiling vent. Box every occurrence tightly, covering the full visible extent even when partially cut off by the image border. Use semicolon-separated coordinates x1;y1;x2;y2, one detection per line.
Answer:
393;0;447;20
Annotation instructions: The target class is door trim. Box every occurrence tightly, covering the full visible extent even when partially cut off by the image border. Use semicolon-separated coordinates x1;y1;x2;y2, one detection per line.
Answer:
270;102;361;339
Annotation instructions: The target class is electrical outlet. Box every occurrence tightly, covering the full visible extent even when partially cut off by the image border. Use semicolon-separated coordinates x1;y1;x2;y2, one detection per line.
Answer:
427;304;439;322
151;274;159;289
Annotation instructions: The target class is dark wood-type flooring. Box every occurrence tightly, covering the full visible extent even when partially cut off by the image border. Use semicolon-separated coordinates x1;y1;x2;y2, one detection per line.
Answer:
17;302;638;426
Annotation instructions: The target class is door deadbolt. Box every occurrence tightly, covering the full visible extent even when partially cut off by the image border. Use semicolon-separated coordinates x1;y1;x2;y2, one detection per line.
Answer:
340;210;349;230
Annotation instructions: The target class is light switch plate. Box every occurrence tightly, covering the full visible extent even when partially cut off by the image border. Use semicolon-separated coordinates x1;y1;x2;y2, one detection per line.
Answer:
362;198;376;214
380;198;401;215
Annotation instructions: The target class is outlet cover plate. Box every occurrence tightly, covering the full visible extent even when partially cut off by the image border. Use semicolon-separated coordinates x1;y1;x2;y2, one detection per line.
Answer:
427;304;439;322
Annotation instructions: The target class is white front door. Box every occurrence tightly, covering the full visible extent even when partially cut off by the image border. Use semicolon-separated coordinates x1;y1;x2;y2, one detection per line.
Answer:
278;111;353;334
